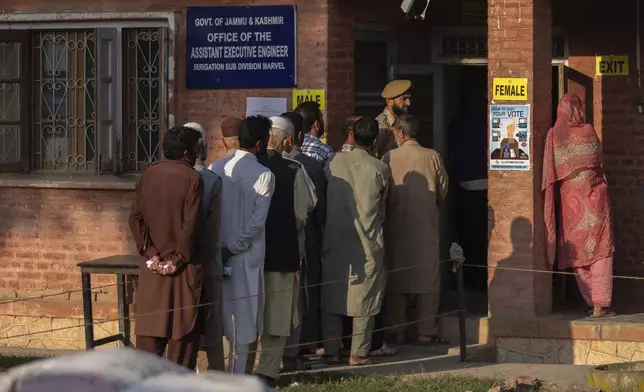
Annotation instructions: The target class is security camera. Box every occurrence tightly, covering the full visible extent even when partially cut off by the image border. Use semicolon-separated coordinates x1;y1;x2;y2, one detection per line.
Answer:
400;0;415;13
400;0;431;20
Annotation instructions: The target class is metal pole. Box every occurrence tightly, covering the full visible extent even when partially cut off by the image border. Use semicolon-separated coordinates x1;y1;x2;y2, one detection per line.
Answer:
456;263;467;362
81;272;95;350
117;274;131;347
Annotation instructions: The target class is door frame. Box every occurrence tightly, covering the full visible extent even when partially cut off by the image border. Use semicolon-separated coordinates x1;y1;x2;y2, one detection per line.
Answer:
395;64;446;156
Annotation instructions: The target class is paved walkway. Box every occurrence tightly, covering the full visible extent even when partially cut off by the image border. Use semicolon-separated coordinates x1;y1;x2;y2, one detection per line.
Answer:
0;345;594;388
293;345;593;388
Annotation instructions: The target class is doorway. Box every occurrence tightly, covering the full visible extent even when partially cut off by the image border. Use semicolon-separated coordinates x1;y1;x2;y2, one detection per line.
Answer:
437;64;568;314
442;65;490;314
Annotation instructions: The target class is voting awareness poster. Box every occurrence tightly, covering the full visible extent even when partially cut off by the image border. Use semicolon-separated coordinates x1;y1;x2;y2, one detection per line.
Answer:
186;5;297;89
489;104;531;171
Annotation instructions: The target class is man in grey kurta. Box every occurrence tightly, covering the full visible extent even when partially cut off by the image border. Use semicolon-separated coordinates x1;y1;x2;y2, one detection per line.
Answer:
383;115;449;345
321;117;391;366
281;111;325;368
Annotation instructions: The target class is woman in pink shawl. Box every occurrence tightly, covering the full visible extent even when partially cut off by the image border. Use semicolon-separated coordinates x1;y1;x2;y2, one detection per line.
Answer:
542;93;615;317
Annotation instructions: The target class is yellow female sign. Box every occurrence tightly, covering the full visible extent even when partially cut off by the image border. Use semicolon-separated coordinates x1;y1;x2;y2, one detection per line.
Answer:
492;78;528;101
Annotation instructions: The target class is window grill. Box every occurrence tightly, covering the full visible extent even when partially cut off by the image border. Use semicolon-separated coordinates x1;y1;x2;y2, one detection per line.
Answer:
0;26;168;174
436;32;568;60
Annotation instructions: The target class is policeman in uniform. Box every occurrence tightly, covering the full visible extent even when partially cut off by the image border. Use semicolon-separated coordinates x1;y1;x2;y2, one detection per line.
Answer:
374;80;412;159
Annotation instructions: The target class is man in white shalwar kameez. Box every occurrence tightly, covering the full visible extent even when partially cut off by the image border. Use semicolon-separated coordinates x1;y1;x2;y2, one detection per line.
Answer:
209;116;275;374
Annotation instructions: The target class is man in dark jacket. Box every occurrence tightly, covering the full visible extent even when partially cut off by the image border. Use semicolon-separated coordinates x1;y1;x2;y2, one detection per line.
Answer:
255;116;316;388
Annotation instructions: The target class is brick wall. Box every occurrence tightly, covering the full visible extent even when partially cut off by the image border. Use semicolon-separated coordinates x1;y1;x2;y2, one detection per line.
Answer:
486;0;552;317
0;187;134;349
0;0;349;349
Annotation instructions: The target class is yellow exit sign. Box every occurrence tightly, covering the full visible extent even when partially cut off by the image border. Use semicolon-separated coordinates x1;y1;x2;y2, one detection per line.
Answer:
596;56;629;76
492;78;528;101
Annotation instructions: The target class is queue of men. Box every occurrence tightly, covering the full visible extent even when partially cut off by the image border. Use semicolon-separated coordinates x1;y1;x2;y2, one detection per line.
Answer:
128;80;460;389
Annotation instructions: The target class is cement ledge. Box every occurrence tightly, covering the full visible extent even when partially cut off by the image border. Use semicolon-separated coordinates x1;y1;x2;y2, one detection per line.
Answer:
0;173;139;190
486;314;644;342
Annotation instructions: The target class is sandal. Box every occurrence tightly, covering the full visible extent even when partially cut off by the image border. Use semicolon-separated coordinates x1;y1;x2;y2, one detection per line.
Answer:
416;335;450;346
589;308;617;318
369;343;397;357
349;356;372;366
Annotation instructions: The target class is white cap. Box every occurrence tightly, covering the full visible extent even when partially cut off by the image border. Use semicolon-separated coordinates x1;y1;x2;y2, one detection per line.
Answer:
184;122;205;139
269;116;294;139
184;122;207;161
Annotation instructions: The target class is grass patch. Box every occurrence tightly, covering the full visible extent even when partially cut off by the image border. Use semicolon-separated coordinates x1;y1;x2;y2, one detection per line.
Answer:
280;374;502;392
0;356;530;392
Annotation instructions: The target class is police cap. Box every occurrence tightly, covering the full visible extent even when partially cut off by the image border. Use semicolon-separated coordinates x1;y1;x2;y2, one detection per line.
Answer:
381;80;412;99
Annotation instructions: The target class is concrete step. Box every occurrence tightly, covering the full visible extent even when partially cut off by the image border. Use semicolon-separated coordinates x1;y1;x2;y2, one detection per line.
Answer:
447;343;496;362
438;314;489;345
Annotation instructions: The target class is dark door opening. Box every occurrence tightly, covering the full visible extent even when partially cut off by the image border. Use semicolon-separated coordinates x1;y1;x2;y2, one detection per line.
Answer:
442;65;489;315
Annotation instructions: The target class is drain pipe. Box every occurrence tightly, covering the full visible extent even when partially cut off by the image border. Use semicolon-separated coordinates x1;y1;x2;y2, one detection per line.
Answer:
638;0;642;113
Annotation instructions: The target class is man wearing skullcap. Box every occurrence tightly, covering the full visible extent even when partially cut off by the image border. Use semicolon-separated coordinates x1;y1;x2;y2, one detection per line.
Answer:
375;80;412;159
255;116;316;388
221;116;242;156
209;116;275;375
183;122;225;372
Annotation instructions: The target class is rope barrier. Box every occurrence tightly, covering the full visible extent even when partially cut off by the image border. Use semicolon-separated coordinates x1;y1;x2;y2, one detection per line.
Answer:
2;257;640;342
5;255;642;308
247;310;463;356
462;263;644;281
0;255;458;306
0;256;457;342
0;283;120;305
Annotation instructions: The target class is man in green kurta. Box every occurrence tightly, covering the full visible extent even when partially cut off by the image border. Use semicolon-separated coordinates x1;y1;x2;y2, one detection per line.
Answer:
321;117;391;366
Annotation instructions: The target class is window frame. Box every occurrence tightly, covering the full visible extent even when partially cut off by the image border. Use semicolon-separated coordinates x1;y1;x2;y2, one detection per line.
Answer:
431;26;570;64
0;18;171;176
0;30;31;173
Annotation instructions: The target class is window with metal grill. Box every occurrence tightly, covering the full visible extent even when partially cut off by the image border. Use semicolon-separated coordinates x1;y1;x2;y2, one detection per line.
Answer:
0;27;169;174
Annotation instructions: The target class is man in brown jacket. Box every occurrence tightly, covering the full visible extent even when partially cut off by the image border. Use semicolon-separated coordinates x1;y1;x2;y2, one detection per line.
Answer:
128;125;204;369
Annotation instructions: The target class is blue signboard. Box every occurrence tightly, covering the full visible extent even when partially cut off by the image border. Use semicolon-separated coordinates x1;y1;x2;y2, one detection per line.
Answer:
186;5;297;89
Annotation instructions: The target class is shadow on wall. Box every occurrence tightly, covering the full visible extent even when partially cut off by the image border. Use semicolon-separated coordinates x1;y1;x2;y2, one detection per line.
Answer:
488;217;535;318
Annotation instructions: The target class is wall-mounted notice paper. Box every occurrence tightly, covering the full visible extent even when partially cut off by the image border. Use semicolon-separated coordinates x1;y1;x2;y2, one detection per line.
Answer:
245;97;287;118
